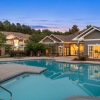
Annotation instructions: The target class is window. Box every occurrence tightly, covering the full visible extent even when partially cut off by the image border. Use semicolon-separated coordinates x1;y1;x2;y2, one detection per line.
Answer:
70;44;77;55
64;48;67;56
79;44;84;53
58;46;63;56
14;39;19;47
88;45;100;59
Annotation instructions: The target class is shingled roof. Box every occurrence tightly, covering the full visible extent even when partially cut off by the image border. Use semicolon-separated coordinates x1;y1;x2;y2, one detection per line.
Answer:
51;32;80;42
40;32;82;43
1;31;30;40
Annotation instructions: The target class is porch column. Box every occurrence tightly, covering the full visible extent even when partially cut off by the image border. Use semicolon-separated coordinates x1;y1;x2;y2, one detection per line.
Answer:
23;40;25;51
62;43;64;56
77;41;80;59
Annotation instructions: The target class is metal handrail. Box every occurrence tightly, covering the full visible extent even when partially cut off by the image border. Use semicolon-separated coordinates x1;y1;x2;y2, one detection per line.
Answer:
0;85;12;100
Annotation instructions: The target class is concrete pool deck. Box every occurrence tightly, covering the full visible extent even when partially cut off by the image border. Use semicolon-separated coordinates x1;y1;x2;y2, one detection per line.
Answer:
54;56;100;64
0;64;46;83
0;56;100;64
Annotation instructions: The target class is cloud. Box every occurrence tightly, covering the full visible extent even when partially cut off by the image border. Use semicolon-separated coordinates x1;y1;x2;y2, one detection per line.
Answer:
30;25;58;29
38;20;49;22
31;25;49;29
0;18;10;21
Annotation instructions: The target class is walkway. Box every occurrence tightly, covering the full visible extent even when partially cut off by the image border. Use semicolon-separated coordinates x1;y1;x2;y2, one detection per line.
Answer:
0;64;46;83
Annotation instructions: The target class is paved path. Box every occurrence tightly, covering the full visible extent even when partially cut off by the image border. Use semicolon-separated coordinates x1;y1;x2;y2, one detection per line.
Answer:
0;64;46;83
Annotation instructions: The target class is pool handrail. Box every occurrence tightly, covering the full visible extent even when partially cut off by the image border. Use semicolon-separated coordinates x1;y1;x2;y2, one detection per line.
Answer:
0;85;12;100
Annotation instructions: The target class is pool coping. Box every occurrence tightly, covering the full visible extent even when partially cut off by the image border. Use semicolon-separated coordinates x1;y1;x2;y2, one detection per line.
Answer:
0;57;100;64
0;64;47;83
0;71;46;83
0;57;100;65
55;60;100;65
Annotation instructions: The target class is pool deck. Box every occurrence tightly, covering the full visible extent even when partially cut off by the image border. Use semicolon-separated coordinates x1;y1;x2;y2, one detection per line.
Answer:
55;57;100;64
0;64;46;83
0;56;100;64
65;96;100;100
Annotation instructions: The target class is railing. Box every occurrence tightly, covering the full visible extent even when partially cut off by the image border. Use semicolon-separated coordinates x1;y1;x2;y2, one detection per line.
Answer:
0;85;12;100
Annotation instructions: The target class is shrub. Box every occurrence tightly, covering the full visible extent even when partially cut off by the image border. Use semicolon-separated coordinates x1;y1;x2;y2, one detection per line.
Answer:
9;51;15;57
79;56;86;61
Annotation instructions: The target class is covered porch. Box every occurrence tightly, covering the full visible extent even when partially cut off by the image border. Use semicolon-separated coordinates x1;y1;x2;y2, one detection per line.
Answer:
58;42;84;56
39;34;84;56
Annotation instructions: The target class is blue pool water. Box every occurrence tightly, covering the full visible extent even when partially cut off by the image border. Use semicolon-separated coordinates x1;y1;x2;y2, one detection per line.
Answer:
0;59;100;100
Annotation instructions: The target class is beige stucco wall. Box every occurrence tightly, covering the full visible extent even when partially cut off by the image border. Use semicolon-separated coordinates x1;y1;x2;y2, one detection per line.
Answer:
6;34;25;51
6;34;15;39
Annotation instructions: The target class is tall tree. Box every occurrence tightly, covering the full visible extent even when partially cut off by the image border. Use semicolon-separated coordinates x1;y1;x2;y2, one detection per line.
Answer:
29;33;45;43
3;20;11;31
22;24;32;34
86;25;92;29
0;21;4;31
42;29;52;35
16;23;22;32
11;23;17;32
0;32;6;46
69;25;79;34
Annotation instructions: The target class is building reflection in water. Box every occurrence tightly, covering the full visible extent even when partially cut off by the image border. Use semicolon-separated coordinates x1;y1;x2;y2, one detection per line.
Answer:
13;59;100;96
43;61;100;96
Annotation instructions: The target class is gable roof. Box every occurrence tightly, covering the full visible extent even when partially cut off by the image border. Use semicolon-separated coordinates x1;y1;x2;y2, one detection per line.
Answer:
50;34;63;42
1;31;30;40
72;26;100;41
39;36;56;43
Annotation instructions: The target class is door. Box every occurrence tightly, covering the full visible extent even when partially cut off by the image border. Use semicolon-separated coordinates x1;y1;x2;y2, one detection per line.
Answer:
64;47;69;56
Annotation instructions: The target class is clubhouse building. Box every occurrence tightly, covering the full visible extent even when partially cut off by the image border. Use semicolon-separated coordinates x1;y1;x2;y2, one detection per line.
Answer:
40;26;100;59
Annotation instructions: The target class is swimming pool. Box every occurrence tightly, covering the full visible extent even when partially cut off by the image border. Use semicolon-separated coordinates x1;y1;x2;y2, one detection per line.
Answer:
0;59;100;100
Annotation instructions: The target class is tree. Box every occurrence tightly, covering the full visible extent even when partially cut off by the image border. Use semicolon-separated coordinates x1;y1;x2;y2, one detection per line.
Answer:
25;42;47;56
64;31;70;35
11;23;17;32
29;33;46;43
86;25;92;29
22;24;32;34
42;29;52;35
16;23;22;32
0;32;6;46
69;25;79;34
0;21;4;31
3;20;11;31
